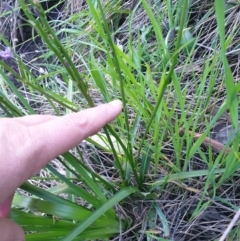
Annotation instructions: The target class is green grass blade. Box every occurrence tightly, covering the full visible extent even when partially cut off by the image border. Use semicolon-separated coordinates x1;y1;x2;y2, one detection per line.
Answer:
0;69;34;114
137;0;189;159
155;203;170;237
150;168;226;191
215;0;238;127
46;164;103;207
60;186;138;241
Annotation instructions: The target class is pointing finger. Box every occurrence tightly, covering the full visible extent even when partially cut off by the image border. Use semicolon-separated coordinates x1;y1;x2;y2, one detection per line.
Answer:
0;100;122;203
31;100;122;166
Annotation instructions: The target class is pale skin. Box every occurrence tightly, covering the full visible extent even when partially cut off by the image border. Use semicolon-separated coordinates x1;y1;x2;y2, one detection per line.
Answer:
0;100;122;241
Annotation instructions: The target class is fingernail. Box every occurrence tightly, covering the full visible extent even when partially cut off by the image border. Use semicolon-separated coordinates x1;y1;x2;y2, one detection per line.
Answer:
109;100;122;108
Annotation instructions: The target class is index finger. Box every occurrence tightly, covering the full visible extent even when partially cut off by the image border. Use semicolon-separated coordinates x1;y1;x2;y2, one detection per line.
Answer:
30;100;122;169
0;100;122;204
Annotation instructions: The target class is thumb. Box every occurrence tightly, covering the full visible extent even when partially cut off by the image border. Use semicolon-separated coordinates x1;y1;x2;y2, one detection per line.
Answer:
0;217;25;241
0;194;14;218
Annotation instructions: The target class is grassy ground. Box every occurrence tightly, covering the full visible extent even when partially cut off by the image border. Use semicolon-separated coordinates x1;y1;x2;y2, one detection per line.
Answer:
1;0;240;240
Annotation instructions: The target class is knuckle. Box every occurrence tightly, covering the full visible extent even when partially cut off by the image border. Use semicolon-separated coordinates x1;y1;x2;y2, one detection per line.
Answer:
68;112;89;130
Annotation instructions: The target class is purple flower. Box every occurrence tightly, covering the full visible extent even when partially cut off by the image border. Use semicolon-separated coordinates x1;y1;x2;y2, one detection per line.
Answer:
0;47;13;59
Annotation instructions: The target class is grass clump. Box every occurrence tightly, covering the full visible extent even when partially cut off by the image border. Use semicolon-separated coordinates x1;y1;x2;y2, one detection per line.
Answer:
0;0;240;240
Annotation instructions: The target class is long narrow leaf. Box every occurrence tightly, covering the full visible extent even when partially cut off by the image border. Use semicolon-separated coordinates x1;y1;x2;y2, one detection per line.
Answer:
61;186;138;241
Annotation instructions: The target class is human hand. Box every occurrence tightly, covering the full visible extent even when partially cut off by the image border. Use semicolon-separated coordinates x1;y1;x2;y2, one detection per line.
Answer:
0;100;122;241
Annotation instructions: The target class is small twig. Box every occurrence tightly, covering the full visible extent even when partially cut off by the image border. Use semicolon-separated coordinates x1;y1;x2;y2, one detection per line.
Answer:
179;128;232;154
111;223;142;241
11;0;20;50
219;208;240;241
191;131;232;154
2;2;13;11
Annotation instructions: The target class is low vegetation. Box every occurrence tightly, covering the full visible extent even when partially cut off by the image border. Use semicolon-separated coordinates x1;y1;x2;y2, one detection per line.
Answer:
0;0;240;240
